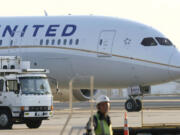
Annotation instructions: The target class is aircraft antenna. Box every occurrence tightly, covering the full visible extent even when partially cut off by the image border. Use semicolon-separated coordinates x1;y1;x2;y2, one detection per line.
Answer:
44;10;48;16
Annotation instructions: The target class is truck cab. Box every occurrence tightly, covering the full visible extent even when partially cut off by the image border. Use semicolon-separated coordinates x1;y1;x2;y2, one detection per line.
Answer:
0;56;53;129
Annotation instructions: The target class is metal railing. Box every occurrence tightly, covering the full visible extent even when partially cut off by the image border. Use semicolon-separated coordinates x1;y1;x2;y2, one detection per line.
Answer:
68;126;86;135
60;76;95;135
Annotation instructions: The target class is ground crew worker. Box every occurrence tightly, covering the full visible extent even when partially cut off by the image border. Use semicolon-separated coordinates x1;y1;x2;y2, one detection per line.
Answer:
85;95;113;135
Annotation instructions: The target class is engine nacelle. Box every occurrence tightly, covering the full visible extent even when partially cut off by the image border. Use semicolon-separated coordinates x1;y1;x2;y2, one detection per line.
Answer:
52;89;98;101
48;78;99;101
73;89;98;101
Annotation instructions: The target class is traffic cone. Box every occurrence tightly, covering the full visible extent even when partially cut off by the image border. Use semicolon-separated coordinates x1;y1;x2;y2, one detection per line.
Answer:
124;112;129;135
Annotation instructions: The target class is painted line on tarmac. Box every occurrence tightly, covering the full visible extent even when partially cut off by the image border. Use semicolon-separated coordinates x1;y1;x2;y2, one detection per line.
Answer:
88;99;180;103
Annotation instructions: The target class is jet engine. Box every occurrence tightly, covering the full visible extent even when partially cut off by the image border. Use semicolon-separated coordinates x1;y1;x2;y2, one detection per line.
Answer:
73;89;98;101
48;78;99;101
53;89;98;101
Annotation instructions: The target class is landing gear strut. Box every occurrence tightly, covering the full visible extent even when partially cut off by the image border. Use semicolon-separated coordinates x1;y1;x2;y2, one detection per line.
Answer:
125;96;142;112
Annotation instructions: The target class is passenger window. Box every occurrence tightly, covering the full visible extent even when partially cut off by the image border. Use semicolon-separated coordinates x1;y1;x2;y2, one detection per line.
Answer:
57;39;61;45
0;40;2;46
0;80;4;92
75;39;79;45
46;39;49;45
40;39;43;45
52;39;55;45
99;39;103;45
63;39;67;45
69;39;73;45
10;40;13;46
155;37;173;46
141;38;157;46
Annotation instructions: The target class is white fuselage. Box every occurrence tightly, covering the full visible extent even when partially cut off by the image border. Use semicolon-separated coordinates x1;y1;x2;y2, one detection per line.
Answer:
0;16;180;89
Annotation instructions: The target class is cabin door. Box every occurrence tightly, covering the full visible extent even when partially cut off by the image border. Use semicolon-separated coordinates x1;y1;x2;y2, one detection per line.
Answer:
97;30;116;57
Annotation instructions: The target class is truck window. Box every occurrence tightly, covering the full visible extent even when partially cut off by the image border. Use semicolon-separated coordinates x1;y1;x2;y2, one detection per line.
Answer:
7;80;18;92
0;80;4;91
19;77;51;95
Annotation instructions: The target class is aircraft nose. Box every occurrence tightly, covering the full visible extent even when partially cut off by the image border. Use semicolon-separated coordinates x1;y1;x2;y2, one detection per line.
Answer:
168;50;180;80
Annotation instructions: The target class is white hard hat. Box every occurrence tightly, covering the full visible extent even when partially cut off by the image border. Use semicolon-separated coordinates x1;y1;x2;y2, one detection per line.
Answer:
96;95;110;105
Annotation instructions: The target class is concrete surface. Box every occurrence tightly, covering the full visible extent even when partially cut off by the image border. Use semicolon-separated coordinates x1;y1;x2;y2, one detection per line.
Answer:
1;109;180;135
2;97;180;135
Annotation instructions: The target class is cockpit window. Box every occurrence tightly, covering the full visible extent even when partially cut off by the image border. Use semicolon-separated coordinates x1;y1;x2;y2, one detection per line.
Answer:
141;37;157;46
155;37;173;46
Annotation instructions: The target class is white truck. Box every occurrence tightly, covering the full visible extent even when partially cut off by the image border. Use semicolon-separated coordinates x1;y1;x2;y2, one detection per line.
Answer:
0;56;53;129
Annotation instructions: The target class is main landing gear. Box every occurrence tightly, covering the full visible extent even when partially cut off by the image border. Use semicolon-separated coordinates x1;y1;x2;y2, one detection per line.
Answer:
125;96;142;112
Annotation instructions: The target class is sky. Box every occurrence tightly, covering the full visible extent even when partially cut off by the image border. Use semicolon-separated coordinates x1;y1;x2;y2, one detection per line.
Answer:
0;0;180;48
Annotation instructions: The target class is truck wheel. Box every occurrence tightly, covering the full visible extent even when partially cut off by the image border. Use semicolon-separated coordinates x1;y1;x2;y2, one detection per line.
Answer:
0;110;13;129
26;119;42;128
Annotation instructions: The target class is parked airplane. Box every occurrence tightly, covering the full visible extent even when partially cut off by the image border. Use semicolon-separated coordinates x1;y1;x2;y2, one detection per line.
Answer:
0;15;179;112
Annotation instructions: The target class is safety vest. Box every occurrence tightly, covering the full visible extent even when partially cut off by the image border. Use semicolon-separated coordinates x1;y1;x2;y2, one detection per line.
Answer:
94;113;113;135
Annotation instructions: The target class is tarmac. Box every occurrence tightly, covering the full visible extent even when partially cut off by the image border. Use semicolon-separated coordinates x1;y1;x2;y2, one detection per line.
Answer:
1;96;180;135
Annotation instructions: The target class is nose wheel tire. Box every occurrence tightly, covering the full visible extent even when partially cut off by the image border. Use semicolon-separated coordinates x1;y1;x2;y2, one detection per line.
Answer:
125;99;136;112
125;99;142;112
0;110;13;129
135;99;142;112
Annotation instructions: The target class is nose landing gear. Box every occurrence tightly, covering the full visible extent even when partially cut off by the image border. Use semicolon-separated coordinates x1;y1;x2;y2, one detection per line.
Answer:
124;85;150;112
